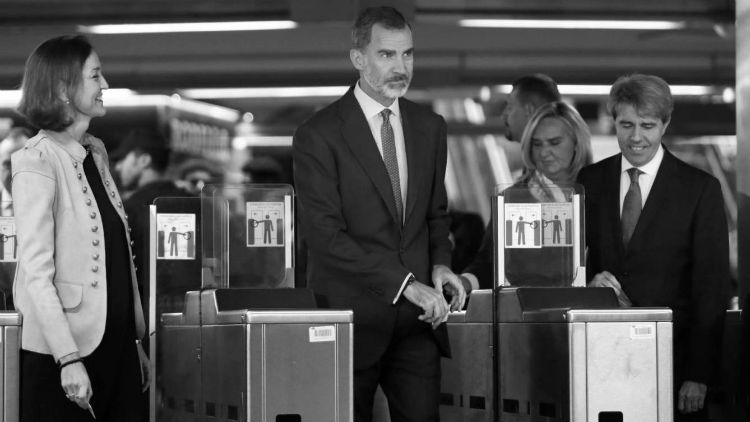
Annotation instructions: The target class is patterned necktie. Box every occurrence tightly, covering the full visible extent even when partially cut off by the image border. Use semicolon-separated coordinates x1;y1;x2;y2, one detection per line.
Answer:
621;167;643;245
380;109;403;221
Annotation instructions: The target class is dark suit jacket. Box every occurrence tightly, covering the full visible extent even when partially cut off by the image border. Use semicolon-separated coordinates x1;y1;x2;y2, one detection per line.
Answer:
577;149;729;384
293;88;452;368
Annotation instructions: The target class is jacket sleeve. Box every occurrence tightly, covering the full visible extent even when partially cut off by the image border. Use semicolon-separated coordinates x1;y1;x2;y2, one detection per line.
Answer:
293;123;411;303
12;148;79;361
685;176;730;383
463;222;493;289
426;118;452;270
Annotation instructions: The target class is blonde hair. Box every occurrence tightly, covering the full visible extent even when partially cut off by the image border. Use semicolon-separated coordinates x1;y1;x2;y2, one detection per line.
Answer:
520;101;593;182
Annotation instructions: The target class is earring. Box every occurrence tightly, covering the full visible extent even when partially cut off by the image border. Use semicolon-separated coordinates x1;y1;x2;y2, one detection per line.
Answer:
64;99;70;104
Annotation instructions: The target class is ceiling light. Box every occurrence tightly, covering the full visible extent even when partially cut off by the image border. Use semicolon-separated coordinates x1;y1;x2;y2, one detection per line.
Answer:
460;19;685;31
180;86;349;99
79;20;297;34
494;84;717;97
0;89;239;122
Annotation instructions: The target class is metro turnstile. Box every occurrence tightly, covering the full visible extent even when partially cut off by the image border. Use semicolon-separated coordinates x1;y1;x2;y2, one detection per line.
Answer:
441;288;673;422
0;312;20;422
158;289;353;422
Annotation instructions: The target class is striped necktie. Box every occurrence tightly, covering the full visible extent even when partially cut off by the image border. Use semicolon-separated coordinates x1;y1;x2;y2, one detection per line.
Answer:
380;109;403;221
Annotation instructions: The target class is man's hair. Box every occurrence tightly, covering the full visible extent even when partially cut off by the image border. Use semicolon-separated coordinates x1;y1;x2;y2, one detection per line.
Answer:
118;128;171;172
18;35;94;131
607;74;673;123
512;73;561;109
520;101;593;181
351;6;411;50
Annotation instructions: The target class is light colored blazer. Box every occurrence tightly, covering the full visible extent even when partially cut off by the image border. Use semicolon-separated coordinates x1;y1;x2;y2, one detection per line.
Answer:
12;130;145;361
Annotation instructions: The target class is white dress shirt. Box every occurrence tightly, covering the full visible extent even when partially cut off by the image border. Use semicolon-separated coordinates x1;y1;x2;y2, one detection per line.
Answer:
619;145;664;215
353;82;413;303
353;82;409;212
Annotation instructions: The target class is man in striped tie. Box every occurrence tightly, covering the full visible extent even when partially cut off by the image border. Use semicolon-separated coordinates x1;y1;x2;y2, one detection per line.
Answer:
577;74;730;421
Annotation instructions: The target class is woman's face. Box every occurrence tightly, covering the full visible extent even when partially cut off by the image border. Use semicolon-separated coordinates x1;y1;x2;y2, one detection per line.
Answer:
70;51;109;120
530;117;576;183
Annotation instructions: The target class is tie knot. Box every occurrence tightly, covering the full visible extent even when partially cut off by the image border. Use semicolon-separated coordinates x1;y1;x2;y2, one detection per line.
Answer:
627;167;642;183
380;109;391;120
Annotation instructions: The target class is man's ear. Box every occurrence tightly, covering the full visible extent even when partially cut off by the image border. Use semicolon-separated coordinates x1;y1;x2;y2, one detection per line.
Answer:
136;153;152;169
523;103;535;118
350;49;364;71
661;118;671;136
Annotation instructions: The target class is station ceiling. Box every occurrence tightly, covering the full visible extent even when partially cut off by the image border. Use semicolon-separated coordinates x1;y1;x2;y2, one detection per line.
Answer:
0;0;736;94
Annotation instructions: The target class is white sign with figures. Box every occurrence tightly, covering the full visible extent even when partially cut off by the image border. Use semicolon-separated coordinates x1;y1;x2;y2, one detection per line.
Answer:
541;203;574;247
156;213;196;260
246;202;285;247
504;203;542;249
0;217;17;262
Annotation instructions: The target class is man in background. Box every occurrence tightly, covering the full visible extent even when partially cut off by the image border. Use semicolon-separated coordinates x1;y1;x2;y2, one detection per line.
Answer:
112;128;190;289
460;74;561;291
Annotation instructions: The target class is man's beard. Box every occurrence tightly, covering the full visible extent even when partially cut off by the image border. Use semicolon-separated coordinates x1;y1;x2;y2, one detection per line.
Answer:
364;70;411;100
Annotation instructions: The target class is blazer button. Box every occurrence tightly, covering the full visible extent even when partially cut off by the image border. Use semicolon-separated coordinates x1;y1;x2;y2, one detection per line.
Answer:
117;202;123;208
89;212;96;219
91;226;98;232
91;265;99;273
128;227;132;232
93;253;100;260
105;180;110;186
124;214;129;220
92;239;100;246
73;161;78;168
85;199;92;206
130;240;134;246
82;186;88;193
77;173;82;179
91;280;98;287
110;191;116;198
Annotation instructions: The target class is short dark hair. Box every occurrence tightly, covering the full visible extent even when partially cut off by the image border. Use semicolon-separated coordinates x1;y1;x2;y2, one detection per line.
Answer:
352;6;411;50
114;128;171;172
512;73;561;109
18;35;94;131
607;74;673;123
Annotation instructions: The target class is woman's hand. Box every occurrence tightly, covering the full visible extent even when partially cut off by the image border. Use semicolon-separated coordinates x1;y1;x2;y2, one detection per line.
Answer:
60;361;93;410
137;340;151;392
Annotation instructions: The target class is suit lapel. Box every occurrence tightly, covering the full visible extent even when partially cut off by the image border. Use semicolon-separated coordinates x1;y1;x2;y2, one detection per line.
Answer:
401;100;423;226
603;155;626;256
338;89;401;223
626;149;676;251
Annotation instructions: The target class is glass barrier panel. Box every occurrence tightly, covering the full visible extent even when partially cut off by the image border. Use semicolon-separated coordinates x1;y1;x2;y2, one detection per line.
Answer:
201;184;294;289
0;202;16;310
493;183;585;288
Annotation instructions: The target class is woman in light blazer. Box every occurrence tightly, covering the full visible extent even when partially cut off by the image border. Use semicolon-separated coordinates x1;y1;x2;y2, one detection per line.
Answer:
13;35;148;421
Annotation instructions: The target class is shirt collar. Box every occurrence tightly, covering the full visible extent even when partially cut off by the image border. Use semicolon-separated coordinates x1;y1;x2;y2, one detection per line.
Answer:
621;144;664;176
354;81;401;121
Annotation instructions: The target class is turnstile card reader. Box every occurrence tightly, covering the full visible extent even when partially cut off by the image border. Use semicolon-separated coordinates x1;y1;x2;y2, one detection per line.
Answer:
159;289;353;422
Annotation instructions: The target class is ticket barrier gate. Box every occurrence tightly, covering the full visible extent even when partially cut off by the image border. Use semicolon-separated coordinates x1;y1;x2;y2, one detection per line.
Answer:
158;288;353;422
0;312;20;422
441;288;673;422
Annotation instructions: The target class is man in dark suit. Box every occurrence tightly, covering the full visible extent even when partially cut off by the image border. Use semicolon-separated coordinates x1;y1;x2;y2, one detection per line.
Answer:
577;74;729;420
293;6;465;421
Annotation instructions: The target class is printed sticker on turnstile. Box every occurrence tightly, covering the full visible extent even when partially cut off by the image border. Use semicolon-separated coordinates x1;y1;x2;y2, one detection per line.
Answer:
246;202;285;247
156;213;196;260
504;203;542;249
309;326;336;342
541;202;574;247
0;217;17;262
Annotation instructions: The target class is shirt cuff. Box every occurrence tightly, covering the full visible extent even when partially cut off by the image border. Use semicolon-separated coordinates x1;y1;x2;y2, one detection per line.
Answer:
392;272;414;304
460;273;480;292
